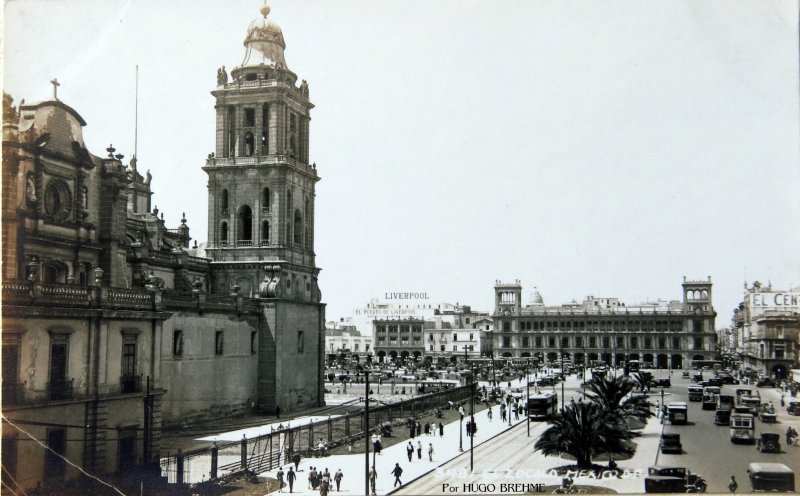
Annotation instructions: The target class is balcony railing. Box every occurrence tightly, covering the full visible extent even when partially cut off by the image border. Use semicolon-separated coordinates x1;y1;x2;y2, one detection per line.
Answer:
120;374;143;394
48;379;74;401
261;207;271;214
236;240;253;247
2;382;24;405
260;240;270;246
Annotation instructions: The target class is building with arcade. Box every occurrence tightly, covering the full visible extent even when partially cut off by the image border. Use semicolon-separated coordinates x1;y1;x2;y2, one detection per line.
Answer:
490;278;718;369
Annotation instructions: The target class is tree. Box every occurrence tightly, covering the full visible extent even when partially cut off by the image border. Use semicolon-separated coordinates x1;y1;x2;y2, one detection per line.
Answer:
585;375;654;426
534;401;634;469
631;371;652;392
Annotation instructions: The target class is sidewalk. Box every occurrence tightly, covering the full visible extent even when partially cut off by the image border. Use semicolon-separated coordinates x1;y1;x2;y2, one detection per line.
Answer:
260;398;526;495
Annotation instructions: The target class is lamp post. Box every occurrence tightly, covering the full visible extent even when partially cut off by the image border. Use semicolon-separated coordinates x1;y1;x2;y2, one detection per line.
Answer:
470;365;475;471
526;359;531;437
364;370;370;496
459;406;464;452
560;338;565;411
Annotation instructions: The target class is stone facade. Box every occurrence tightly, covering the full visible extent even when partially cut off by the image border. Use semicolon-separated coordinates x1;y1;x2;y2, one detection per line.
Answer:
733;282;800;380
491;278;718;369
1;5;325;493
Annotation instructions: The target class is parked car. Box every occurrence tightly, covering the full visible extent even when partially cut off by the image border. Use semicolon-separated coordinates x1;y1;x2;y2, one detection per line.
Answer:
660;433;682;454
748;463;795;492
787;401;800;416
645;467;707;493
756;433;781;453
653;378;671;388
682;371;690;379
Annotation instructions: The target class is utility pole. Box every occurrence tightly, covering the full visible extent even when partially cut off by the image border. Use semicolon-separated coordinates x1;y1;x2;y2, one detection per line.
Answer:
364;371;370;496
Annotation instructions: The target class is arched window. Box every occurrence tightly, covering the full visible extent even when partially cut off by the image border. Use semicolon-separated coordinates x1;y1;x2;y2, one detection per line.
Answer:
286;222;291;244
220;221;229;246
238;205;253;242
262;187;271;212
294;210;302;245
244;132;254;156
261;221;270;245
42;260;67;284
220;190;229;215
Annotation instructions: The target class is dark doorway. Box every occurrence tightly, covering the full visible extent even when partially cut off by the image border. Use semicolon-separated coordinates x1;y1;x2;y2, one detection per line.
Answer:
45;429;66;479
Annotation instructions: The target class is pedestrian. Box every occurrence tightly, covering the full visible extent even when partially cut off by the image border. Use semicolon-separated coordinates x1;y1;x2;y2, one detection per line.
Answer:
417;440;422;459
409;421;416;438
488;406;493;421
376;434;383;455
439;422;444;437
369;466;378;495
276;404;281;418
786;426;793;446
392;463;403;487
287;467;296;493
428;443;434;461
406;441;414;462
459;405;465;419
320;477;329;496
309;467;317;490
318;439;326;456
728;475;738;493
292;452;301;471
277;467;285;493
471;418;478;436
334;469;343;491
424;422;430;436
416;421;422;437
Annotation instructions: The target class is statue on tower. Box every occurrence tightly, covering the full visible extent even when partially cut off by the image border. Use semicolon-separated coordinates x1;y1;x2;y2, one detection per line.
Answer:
300;79;309;97
217;66;229;85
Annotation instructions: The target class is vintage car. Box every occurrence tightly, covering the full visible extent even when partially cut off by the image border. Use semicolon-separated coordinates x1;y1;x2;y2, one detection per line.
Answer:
667;402;688;425
787;401;800;416
757;402;777;423
652;378;671;388
714;408;731;426
645;467;707;493
756;433;781;453
660;433;682;454
748;463;795;492
682;370;690;379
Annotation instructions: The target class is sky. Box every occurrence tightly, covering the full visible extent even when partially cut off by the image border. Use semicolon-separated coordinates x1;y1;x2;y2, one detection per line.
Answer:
3;0;799;327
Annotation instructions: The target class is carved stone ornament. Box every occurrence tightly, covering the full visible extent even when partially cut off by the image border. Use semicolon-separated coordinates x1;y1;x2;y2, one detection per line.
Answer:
44;179;72;222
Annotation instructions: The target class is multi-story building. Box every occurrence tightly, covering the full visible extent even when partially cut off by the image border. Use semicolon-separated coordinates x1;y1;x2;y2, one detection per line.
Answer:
373;318;426;362
325;319;373;363
491;278;718;369
2;3;325;492
422;304;493;363
734;282;800;380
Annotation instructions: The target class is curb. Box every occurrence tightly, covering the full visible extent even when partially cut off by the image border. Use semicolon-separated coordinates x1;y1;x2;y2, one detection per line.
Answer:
386;418;529;495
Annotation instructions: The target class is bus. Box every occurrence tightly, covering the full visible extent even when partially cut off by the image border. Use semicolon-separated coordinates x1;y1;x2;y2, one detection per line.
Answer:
527;392;558;420
702;386;721;411
738;394;761;415
730;411;755;443
688;385;704;402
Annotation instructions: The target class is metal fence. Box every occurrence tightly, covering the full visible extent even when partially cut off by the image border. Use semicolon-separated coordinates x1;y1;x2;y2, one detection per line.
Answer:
160;385;472;484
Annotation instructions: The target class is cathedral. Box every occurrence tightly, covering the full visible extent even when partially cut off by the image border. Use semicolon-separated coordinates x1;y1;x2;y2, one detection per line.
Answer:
1;4;325;492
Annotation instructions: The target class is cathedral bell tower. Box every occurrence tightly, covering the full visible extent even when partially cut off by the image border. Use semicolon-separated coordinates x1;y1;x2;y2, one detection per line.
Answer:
203;3;320;301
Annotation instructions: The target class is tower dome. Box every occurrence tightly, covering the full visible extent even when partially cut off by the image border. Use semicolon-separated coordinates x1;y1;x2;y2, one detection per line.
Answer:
530;288;544;305
242;3;288;68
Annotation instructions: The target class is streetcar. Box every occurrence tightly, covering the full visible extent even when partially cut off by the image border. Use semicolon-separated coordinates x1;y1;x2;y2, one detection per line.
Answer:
701;386;721;411
527;391;558;420
418;379;460;393
729;411;755;443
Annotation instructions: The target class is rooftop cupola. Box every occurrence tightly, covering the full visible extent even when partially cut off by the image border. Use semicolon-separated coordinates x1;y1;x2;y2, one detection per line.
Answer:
242;3;287;69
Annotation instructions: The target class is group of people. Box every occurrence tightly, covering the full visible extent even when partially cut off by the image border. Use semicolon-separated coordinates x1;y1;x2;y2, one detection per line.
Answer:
409;419;444;438
276;466;343;495
405;440;435;462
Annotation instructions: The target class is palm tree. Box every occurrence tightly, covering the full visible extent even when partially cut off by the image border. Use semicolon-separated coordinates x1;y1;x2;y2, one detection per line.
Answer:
585;375;654;426
534;401;634;469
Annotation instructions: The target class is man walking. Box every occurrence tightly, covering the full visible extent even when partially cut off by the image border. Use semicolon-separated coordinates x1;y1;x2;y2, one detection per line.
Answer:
406;441;414;462
392;463;403;487
439;421;444;437
292;452;301;472
728;475;738;493
417;440;422;459
428;443;434;462
488;406;493;421
287;467;296;493
334;469;343;491
277;467;285;493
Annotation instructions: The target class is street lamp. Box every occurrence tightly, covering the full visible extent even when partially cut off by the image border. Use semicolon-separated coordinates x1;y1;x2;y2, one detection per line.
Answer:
470;365;475;471
526;359;531;437
459;406;464;452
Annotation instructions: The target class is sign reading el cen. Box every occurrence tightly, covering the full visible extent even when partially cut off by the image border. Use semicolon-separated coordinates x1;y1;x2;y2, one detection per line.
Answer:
749;292;800;309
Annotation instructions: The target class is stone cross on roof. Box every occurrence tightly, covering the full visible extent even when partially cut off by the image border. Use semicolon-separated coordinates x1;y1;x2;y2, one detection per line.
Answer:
50;78;60;100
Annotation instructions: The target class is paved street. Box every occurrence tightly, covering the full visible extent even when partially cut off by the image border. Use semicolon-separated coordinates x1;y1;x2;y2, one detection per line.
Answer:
658;377;800;493
256;372;800;495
